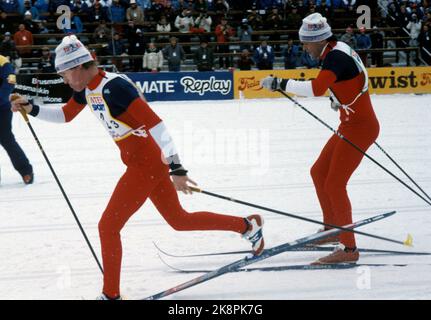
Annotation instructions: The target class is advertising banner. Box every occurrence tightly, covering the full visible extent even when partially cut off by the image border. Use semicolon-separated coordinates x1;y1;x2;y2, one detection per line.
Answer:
233;67;431;99
126;71;234;102
15;74;72;104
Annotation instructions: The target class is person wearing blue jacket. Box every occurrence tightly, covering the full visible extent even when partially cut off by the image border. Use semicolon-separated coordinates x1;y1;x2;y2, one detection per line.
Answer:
63;12;84;34
34;0;49;14
282;37;299;69
356;26;371;66
108;0;126;23
0;0;20;13
253;40;274;70
21;0;40;20
0;55;33;184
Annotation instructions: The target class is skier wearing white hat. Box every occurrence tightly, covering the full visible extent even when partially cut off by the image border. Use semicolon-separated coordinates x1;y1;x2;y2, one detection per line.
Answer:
261;13;380;265
11;35;265;299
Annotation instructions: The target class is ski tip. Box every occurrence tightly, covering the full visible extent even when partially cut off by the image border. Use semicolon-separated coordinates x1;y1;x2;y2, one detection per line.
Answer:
403;234;413;247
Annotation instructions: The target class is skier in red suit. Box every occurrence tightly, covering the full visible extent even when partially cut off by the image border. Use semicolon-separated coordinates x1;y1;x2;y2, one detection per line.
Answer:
261;13;380;264
11;35;265;299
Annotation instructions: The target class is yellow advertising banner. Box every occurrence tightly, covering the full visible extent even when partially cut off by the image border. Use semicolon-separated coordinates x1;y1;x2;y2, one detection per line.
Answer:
234;67;431;99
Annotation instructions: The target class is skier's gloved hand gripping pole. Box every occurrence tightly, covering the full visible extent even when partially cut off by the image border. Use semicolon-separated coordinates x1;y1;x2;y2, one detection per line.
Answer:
261;75;431;207
10;94;104;274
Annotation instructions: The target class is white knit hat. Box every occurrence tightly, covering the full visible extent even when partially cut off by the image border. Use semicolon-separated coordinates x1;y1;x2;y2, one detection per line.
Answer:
298;13;332;42
55;35;94;73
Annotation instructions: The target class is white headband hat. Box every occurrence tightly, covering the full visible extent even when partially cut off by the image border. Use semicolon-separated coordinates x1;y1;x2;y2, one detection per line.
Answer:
298;13;332;42
55;35;94;73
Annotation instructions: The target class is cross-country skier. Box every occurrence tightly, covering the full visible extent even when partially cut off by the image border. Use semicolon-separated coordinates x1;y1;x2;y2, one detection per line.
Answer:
261;13;380;264
11;35;264;300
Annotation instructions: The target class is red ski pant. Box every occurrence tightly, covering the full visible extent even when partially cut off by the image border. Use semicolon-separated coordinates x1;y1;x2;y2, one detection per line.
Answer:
98;167;248;298
310;122;379;248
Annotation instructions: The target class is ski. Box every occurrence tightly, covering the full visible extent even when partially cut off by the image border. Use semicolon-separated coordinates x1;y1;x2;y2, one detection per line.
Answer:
143;211;395;300
161;262;414;274
154;242;431;258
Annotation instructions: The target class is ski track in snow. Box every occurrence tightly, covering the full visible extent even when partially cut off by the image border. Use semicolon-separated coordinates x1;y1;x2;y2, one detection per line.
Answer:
0;94;430;299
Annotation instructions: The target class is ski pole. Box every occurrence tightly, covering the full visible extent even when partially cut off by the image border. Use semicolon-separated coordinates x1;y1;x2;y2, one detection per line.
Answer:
190;186;412;247
277;89;431;207
14;100;104;274
373;141;431;202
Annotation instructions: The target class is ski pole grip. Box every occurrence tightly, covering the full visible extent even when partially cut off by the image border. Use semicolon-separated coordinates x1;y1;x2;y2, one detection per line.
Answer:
189;186;202;193
10;94;30;123
19;109;30;122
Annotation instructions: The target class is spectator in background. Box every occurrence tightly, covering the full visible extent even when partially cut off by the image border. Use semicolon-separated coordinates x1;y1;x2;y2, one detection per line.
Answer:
34;0;49;15
162;36;185;71
108;32;127;71
38;46;56;73
300;50;319;68
156;16;171;42
64;12;84;34
175;8;194;52
396;4;411;28
356;26;371;66
282;37;299;69
340;26;357;48
129;28;147;72
407;13;422;47
369;25;384;67
0;11;13;34
88;1;109;23
254;40;274;70
48;0;70;14
13;24;33;58
23;11;39;35
70;0;89;15
424;10;431;27
93;29;110;58
236;48;254;70
21;0;40;20
161;2;176;25
109;0;126;23
0;0;19;13
286;5;302;30
194;0;208;12
175;8;194;33
0;32;19;63
407;13;423;65
237;18;253;51
259;0;278;10
213;0;230;14
93;20;112;40
99;0;114;7
343;0;356;11
329;0;343;9
194;37;214;71
195;10;212;33
418;24;431;64
127;0;145;25
108;32;126;56
143;42;163;72
247;5;263;35
215;16;234;69
265;6;283;52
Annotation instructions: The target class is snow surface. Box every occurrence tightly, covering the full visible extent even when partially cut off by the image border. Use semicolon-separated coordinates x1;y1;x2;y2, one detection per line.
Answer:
1;94;431;300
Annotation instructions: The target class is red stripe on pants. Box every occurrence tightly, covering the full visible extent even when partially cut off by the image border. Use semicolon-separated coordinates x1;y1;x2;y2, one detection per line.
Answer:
98;168;247;298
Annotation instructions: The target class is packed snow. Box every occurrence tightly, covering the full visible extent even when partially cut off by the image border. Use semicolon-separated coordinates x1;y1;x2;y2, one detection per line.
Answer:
1;94;430;300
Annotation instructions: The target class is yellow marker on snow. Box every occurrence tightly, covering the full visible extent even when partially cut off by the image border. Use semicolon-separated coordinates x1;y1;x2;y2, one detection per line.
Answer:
404;234;413;247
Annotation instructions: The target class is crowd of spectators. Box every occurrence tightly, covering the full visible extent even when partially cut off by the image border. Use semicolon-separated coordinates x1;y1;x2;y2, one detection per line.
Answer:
387;0;431;64
0;0;429;73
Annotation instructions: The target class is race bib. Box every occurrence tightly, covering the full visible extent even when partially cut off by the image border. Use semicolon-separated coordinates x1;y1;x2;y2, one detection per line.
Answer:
87;94;134;141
